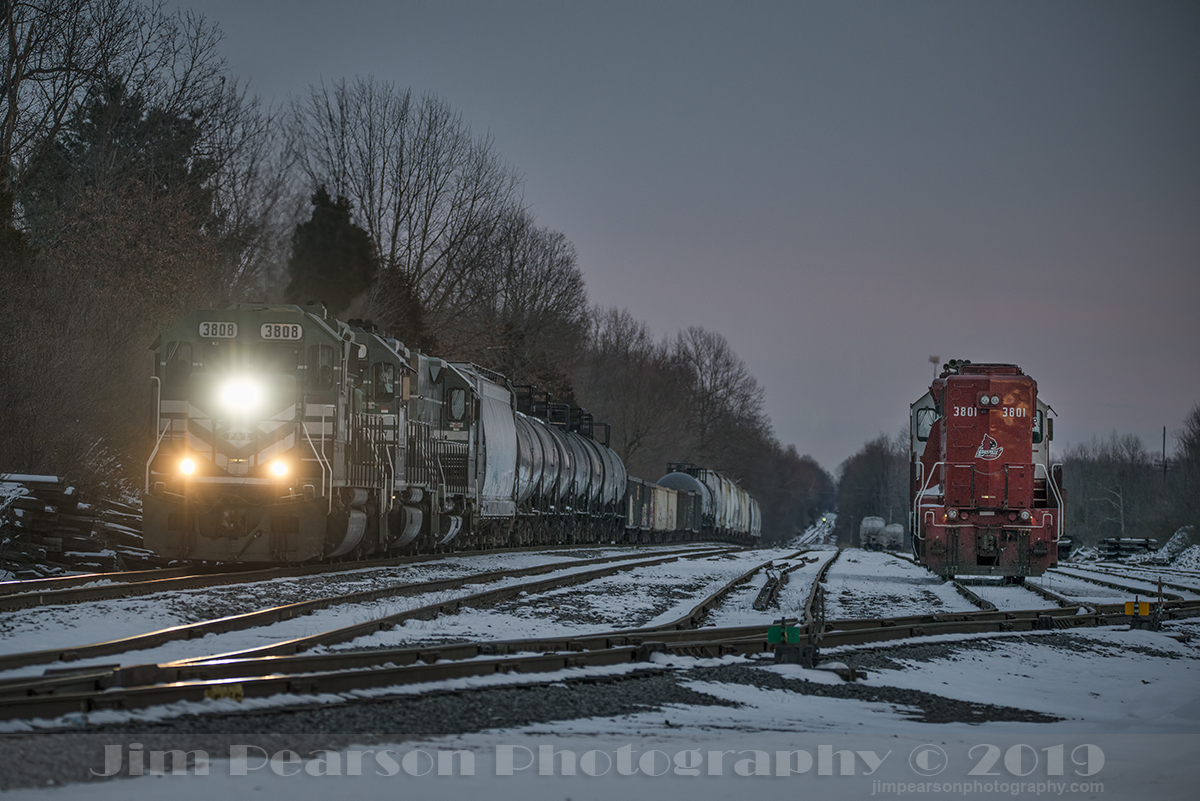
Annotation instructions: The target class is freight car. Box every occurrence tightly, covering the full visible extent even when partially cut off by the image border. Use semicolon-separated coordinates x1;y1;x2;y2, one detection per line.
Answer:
909;360;1064;580
142;304;760;562
859;516;886;550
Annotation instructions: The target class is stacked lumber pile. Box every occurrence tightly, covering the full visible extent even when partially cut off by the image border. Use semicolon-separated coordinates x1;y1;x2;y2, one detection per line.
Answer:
0;475;164;578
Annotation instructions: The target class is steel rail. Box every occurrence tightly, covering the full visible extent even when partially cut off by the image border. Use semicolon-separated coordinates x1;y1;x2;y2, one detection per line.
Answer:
1045;568;1184;601
1050;566;1194;598
0;552;790;701
0;546;733;671
949;579;998;611
4;598;1198;726
164;547;753;665
0;542;731;610
803;549;841;624
1074;564;1200;592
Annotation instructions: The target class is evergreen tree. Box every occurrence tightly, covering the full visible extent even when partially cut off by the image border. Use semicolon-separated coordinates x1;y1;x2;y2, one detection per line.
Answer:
284;187;377;316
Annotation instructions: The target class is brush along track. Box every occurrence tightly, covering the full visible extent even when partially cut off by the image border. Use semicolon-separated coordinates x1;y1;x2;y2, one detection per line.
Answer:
0;542;720;611
0;546;734;672
3;591;1196;727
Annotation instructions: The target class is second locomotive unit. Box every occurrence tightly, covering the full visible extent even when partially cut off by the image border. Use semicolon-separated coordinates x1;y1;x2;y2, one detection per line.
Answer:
909;360;1064;580
143;303;760;562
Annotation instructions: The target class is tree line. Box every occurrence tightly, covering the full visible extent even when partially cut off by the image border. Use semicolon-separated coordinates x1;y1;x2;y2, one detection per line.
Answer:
0;0;831;538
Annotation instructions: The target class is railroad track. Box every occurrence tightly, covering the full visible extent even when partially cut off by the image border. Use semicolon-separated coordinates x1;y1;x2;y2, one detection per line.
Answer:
0;542;721;611
4;586;1196;728
1052;565;1200;597
0;545;743;672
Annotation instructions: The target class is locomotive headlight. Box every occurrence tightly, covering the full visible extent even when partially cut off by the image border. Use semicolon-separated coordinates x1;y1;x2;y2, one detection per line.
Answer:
269;460;288;478
947;508;958;519
219;378;262;411
1020;509;1031;521
990;395;1000;405
180;458;196;475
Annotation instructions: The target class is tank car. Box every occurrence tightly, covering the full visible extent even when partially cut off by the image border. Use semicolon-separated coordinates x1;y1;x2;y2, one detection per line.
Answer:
859;516;886;550
657;463;762;542
882;522;905;551
909;360;1064;580
143;304;762;562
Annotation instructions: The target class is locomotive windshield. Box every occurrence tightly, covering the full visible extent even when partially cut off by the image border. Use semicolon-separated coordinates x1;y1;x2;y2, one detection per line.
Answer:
201;343;299;373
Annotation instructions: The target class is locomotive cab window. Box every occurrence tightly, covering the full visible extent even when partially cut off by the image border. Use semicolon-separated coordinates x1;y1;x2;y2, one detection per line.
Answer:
915;408;938;442
448;387;467;422
165;342;192;387
1033;410;1045;444
373;362;395;401
306;345;335;389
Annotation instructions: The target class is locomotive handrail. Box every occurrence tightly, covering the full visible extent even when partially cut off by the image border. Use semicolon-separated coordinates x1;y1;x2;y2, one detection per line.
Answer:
301;417;330;512
912;460;946;541
144;377;165;493
1034;462;1065;542
144;421;170;493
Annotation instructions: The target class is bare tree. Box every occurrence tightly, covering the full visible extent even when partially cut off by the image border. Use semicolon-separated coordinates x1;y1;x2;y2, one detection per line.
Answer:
574;307;690;477
672;326;769;465
449;206;588;386
289;78;522;337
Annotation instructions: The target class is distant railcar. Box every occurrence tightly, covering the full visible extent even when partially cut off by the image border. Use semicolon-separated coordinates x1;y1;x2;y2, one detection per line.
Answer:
859;516;886;550
909;360;1064;580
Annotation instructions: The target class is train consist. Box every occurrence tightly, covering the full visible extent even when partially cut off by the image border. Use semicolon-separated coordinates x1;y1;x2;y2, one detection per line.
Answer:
143;304;761;562
909;360;1063;580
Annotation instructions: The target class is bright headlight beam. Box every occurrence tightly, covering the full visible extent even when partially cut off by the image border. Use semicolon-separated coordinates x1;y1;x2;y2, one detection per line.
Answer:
180;458;195;475
219;378;261;410
270;460;288;477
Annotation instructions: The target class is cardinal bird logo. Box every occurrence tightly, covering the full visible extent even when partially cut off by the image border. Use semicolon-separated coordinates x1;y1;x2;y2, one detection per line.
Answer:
976;433;1003;461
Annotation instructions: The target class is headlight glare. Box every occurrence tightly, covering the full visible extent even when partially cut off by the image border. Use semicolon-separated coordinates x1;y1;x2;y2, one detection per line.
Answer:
219;378;261;410
180;458;195;475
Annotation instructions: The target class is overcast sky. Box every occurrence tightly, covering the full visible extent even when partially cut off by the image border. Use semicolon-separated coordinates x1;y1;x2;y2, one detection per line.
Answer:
186;0;1199;472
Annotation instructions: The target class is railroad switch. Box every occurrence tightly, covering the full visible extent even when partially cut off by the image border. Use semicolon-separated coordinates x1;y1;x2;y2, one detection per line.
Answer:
1127;580;1169;631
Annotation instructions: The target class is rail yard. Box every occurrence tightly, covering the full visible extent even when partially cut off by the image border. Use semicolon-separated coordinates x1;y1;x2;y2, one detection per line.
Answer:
0;525;1197;797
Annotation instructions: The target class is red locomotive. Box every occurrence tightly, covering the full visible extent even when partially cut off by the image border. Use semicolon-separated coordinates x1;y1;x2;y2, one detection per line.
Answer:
909;360;1064;581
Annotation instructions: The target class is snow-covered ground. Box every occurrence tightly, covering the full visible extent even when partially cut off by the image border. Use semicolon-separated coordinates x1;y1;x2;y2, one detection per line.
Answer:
823;549;978;618
1051;566;1200;601
963;580;1051;611
700;549;837;628
5;546;1199;799
3;620;1197;800
0;548;770;681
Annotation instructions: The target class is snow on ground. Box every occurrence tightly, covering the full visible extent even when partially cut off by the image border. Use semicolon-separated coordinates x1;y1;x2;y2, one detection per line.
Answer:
0;551;724;681
0;546;714;648
824;549;977;619
5;623;1198;800
326;548;792;650
1071;562;1200;593
963;580;1052;611
699;550;837;628
0;546;719;648
1051;566;1200;600
1028;571;1136;604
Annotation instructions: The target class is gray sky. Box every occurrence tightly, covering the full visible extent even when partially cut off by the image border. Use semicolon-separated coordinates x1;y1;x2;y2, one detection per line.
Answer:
188;0;1200;471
